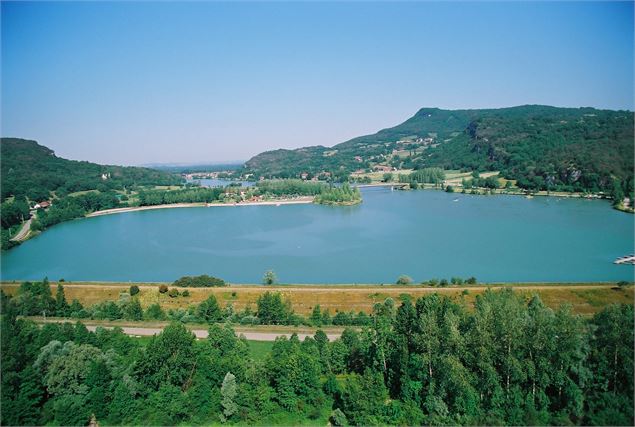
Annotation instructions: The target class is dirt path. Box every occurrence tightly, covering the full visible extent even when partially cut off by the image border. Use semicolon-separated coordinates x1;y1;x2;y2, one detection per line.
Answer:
10;218;32;242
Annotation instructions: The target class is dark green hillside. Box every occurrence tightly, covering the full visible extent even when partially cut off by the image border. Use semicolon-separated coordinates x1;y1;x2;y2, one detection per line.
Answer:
243;105;634;195
1;138;182;202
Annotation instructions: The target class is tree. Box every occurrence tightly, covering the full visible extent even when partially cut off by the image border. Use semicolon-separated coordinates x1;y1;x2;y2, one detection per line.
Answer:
257;292;291;325
55;285;70;317
129;285;140;296
124;299;143;321
220;372;238;423
311;305;323;327
133;322;197;391
263;270;278;285
197;295;222;323
145;303;166;320
396;275;413;285
158;285;168;294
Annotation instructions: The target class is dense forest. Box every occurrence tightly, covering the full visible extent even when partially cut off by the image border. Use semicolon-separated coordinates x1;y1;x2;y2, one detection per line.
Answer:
0;138;182;202
1;280;633;426
243;106;634;196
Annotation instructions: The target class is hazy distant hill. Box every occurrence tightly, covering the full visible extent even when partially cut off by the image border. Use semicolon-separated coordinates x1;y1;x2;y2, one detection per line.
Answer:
244;105;634;193
0;138;182;201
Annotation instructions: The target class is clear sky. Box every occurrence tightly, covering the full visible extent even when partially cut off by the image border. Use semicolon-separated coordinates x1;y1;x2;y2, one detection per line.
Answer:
2;1;633;165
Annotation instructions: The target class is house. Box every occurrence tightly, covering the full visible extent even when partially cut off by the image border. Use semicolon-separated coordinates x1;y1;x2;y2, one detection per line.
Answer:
34;201;51;209
354;156;363;162
373;165;393;172
300;172;309;180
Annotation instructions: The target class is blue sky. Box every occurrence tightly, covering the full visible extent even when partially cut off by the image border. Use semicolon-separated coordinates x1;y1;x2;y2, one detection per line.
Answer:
2;1;633;165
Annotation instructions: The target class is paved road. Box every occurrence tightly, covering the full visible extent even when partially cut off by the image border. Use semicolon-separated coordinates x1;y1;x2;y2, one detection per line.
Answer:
10;218;31;242
83;325;341;341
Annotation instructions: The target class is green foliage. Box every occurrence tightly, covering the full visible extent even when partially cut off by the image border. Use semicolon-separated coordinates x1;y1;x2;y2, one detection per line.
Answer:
400;168;445;185
2;284;633;426
196;295;222;323
314;183;362;205
55;285;70;317
129;285;140;296
257;292;292;325
145;303;166;320
137;187;223;206
172;275;226;287
256;179;326;196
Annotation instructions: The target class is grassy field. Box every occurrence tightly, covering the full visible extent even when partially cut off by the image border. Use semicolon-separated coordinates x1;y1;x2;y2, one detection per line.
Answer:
2;281;632;316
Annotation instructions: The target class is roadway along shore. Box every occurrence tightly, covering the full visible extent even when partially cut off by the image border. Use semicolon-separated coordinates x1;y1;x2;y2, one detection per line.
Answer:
86;197;315;217
10;218;32;242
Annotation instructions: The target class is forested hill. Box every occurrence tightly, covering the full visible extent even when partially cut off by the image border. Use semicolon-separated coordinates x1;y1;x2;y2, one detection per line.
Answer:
0;138;182;201
243;105;634;193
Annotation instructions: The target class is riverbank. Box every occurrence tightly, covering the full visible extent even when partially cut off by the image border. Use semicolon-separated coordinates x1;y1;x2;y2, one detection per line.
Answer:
86;197;315;217
2;281;631;316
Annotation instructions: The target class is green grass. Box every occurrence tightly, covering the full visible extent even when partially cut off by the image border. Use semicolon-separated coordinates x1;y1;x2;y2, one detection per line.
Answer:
247;340;274;361
132;335;274;362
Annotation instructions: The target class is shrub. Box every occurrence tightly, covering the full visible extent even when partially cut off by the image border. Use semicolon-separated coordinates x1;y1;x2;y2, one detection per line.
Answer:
159;284;168;294
240;315;260;325
466;276;477;285
182;290;190;297
396;275;413;285
168;288;180;298
130;285;140;296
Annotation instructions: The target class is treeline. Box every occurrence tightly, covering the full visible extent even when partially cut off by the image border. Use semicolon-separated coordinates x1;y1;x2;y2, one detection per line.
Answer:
172;275;226;287
2;283;632;426
314;184;362;205
399;168;445;186
256;179;326;196
137;187;224;206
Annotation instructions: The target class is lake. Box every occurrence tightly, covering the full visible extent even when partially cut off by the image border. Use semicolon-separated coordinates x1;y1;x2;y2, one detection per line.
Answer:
1;188;633;283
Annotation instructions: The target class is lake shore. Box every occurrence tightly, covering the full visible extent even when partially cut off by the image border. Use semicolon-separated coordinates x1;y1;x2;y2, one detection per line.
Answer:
86;197;315;217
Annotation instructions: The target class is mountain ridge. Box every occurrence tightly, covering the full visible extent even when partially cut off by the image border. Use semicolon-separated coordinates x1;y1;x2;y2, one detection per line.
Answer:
243;105;634;194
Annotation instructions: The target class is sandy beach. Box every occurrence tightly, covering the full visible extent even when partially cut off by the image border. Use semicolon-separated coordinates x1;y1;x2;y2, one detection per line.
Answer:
86;197;315;217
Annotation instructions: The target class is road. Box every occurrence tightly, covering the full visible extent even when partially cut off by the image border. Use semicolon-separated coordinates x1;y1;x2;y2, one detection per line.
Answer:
10;218;31;242
34;320;342;341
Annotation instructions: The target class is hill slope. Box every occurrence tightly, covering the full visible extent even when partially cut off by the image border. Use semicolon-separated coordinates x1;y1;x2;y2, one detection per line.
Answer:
1;138;182;201
244;105;634;193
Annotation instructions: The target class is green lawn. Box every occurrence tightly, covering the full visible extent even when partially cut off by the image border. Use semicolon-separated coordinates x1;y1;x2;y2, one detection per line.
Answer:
132;335;274;361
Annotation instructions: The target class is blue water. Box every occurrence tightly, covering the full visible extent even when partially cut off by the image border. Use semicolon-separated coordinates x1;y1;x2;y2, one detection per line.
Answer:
1;189;633;283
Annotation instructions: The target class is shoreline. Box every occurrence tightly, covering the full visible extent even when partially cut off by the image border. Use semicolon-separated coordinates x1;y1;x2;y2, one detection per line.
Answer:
86;197;315;217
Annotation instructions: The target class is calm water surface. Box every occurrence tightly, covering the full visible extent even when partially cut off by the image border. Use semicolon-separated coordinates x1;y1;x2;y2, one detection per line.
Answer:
2;189;633;283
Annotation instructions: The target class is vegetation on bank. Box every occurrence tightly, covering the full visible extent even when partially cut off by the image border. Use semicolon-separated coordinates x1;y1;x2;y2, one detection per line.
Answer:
314;183;362;205
2;278;633;426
